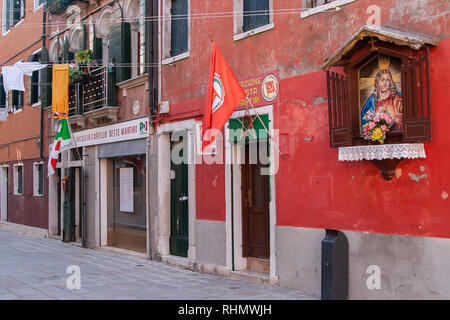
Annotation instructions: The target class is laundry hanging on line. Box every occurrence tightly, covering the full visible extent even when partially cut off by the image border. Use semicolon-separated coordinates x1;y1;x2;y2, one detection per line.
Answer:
1;62;47;94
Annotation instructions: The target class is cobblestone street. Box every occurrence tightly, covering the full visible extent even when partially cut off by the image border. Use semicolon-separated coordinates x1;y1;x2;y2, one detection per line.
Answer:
0;227;314;300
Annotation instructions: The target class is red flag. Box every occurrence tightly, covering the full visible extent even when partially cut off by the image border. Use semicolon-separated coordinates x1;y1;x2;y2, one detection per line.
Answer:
202;40;246;152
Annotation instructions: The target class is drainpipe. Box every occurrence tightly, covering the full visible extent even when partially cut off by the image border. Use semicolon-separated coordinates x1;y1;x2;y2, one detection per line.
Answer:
149;0;159;116
40;10;46;160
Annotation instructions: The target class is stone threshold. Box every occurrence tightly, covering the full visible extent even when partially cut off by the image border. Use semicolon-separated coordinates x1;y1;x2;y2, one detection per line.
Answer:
95;246;148;259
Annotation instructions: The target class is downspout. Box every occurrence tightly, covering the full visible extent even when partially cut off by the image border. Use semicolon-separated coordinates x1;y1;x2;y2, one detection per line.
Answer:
149;0;159;116
40;10;46;160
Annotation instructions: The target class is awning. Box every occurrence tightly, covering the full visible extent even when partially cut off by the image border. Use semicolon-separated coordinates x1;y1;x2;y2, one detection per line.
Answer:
321;25;438;71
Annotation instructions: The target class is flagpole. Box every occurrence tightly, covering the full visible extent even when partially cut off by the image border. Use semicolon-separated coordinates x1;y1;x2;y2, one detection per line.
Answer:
245;96;283;156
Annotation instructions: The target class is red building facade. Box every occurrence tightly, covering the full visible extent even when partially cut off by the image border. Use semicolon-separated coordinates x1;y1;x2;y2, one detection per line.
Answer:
0;0;49;231
153;0;450;299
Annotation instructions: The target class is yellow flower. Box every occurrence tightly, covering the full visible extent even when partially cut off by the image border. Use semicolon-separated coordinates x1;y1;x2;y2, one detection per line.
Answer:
372;127;383;140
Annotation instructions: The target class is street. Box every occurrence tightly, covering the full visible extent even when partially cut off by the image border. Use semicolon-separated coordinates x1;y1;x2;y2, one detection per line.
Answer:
0;227;314;300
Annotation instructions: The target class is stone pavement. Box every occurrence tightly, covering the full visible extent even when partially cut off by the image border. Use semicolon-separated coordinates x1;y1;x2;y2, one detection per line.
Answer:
0;227;315;300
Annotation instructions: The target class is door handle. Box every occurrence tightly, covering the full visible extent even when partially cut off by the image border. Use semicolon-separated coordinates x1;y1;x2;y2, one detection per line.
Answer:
246;190;252;207
179;195;188;202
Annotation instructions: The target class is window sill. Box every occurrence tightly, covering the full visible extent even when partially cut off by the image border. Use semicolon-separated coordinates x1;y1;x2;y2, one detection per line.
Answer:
13;109;23;114
33;194;44;197
300;0;356;19
116;73;148;90
32;102;41;108
12;19;25;28
2;29;11;37
162;52;190;65
234;22;274;42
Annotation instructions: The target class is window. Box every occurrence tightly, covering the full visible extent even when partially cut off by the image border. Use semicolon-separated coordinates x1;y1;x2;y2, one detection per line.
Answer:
301;0;356;18
234;0;273;41
0;75;6;109
243;0;269;32
308;0;337;8
2;0;25;34
138;0;145;75
28;52;41;105
33;162;44;196
9;90;23;112
162;0;189;63
128;0;146;77
13;164;23;195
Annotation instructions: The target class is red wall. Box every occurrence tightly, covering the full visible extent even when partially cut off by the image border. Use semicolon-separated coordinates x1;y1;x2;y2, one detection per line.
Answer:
161;0;450;237
275;39;450;238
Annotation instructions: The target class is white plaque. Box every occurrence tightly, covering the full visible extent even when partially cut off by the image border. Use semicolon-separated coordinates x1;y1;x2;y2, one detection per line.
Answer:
120;167;134;212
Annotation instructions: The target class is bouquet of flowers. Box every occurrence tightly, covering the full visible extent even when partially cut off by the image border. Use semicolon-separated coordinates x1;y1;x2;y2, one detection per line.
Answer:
362;108;394;144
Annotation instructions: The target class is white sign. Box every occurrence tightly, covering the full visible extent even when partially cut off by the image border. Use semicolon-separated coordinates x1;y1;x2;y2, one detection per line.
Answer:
120;167;134;212
73;117;150;148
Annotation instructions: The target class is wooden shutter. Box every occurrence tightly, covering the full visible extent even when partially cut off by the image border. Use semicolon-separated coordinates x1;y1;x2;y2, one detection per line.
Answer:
31;54;39;104
109;10;131;83
170;0;188;57
40;47;52;108
92;28;103;65
26;54;33;105
79;24;86;52
402;49;432;142
326;71;352;148
0;75;6;108
63;38;74;63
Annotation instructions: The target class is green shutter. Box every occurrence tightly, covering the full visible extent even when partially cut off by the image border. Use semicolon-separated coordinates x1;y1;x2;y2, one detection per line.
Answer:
31;55;39;104
109;8;131;83
38;163;43;195
0;75;6;108
26;54;33;105
63;38;74;63
79;24;86;51
40;47;52;108
93;29;103;65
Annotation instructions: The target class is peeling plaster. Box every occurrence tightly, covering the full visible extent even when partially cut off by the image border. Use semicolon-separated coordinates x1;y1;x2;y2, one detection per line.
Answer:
395;168;402;179
409;173;427;182
281;97;328;109
442;191;448;200
304;136;312;142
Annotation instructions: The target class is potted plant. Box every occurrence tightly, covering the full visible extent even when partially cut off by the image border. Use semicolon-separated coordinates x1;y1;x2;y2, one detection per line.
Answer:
69;67;86;85
75;50;93;73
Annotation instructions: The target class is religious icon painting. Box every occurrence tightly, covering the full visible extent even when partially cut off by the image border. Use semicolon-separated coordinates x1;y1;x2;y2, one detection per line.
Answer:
359;54;403;132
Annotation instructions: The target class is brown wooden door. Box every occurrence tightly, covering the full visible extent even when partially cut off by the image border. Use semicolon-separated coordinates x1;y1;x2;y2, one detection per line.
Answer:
242;141;270;259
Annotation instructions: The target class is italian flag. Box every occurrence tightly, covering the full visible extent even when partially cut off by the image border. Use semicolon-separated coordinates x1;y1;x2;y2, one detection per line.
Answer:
48;118;75;177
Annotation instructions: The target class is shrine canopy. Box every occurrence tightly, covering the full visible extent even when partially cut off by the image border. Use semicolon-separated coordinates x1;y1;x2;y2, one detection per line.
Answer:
321;25;438;71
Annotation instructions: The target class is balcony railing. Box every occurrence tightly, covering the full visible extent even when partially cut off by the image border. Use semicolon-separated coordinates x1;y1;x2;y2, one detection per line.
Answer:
44;0;87;15
69;66;113;117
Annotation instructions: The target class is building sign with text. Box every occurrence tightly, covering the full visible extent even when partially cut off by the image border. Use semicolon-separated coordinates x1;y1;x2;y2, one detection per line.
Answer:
238;70;280;108
73;117;150;148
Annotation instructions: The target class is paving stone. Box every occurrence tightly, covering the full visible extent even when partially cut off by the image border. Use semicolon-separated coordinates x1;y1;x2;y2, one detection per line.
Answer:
0;226;316;300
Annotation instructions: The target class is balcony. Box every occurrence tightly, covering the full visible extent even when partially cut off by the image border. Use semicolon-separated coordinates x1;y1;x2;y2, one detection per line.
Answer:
44;0;88;15
68;66;118;129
